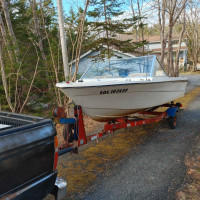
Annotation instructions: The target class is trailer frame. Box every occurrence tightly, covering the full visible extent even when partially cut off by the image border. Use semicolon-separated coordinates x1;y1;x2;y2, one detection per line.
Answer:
54;102;182;154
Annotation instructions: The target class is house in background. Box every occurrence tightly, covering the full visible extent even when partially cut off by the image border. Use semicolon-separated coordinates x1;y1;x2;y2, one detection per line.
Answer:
144;36;187;69
116;34;187;69
71;47;135;76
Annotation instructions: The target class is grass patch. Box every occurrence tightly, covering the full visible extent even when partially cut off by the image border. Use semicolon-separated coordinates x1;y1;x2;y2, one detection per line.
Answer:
155;87;200;114
57;125;155;199
177;87;200;108
180;71;200;75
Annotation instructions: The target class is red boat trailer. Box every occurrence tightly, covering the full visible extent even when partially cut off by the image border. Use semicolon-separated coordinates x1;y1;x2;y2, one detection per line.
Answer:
54;102;182;155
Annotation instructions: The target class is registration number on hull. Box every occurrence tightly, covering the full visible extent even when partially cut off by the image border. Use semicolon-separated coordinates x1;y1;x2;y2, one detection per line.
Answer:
100;88;128;95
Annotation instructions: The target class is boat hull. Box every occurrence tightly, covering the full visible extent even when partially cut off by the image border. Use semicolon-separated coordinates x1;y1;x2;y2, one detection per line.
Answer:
57;79;188;121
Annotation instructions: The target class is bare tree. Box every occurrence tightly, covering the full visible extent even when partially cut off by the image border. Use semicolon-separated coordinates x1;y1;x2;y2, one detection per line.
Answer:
174;6;186;76
19;44;39;113
0;11;13;63
130;0;138;41
136;0;145;54
0;39;41;113
71;0;90;81
0;1;44;113
29;0;47;62
185;0;200;71
39;0;63;106
156;0;187;76
57;0;70;81
0;43;14;112
157;0;166;68
128;0;151;53
0;0;22;110
1;0;19;59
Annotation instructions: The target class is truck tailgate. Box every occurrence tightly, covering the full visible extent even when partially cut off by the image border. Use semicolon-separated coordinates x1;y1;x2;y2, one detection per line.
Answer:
0;116;56;198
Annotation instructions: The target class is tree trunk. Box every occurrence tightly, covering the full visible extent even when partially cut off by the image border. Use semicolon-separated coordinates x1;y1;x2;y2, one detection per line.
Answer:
57;0;70;81
20;56;39;113
160;0;166;68
137;0;144;54
130;0;138;41
157;0;187;73
0;45;14;112
0;12;13;62
40;0;62;106
157;0;166;68
175;7;185;77
30;0;47;61
1;0;19;58
103;0;110;58
194;29;198;71
167;23;174;76
30;0;52;91
72;0;89;82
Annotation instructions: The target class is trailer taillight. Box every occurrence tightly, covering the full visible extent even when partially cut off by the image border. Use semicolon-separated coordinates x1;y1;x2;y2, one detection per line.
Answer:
53;136;58;171
175;102;182;108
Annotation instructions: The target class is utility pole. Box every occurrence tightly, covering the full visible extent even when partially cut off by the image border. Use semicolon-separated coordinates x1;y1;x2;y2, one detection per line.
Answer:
57;0;69;81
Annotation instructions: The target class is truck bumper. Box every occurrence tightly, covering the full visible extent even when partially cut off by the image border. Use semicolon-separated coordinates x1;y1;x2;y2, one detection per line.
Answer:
51;177;67;200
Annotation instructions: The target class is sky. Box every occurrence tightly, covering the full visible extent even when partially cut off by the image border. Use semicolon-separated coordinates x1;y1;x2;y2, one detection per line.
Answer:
53;0;130;16
53;0;158;25
53;0;85;15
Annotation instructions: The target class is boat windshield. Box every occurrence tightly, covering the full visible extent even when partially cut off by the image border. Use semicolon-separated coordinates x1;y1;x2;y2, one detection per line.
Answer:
80;55;167;80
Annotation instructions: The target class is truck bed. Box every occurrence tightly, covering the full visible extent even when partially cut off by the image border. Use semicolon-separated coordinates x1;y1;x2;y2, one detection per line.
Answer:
0;111;44;128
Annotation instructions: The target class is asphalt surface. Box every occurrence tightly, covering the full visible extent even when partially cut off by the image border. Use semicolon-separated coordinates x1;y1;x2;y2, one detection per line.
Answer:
180;73;200;92
83;74;200;200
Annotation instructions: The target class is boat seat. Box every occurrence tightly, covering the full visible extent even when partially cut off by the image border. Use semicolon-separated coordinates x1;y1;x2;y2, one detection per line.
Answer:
155;71;166;76
129;73;148;77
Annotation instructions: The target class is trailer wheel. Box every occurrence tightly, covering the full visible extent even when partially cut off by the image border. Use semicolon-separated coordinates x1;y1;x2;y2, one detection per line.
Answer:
168;115;177;129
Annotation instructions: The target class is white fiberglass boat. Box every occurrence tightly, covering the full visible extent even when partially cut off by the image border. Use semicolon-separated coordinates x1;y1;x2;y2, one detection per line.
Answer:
56;55;188;122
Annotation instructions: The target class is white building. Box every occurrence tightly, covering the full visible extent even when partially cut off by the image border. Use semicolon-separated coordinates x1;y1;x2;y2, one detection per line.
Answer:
145;37;187;69
116;34;187;69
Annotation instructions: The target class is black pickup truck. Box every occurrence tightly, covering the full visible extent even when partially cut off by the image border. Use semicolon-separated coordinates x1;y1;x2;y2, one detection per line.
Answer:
0;111;67;200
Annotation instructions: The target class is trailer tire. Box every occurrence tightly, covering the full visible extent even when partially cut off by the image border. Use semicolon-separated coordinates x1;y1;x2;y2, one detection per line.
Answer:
168;115;177;129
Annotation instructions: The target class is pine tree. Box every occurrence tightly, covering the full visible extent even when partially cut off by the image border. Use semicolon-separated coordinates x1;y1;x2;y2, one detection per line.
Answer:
87;0;147;59
0;0;64;113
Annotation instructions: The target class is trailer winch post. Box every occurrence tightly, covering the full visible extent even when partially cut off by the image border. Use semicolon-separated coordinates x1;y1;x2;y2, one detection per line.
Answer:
76;106;87;146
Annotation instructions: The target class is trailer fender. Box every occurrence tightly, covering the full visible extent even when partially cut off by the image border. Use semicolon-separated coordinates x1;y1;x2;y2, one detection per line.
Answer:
166;107;178;117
